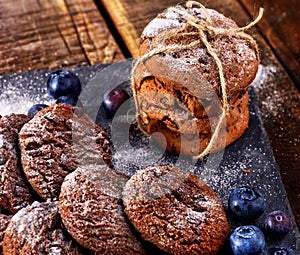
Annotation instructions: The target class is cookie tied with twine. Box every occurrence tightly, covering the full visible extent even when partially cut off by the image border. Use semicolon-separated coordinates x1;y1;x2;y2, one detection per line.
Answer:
131;1;263;159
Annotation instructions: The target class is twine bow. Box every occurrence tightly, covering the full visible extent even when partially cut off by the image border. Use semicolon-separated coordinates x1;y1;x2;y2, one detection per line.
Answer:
131;1;264;159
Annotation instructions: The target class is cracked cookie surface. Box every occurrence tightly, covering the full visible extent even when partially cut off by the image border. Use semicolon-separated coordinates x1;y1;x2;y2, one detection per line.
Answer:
59;166;146;254
0;214;12;254
3;201;86;255
122;165;230;255
0;114;33;213
19;104;112;201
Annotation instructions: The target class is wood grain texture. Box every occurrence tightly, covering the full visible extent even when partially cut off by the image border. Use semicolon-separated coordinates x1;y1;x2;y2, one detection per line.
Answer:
101;0;300;227
240;0;300;88
100;0;180;57
0;0;123;74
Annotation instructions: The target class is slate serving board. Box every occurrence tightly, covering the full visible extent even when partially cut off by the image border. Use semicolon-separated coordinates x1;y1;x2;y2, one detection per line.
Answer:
0;62;299;254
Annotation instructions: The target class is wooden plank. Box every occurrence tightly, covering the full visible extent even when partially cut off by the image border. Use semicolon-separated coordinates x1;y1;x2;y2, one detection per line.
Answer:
240;0;300;88
99;0;180;57
100;0;300;227
0;0;123;74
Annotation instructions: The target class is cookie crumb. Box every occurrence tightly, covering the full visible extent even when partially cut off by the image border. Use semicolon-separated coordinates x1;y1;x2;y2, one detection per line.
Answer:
243;169;251;174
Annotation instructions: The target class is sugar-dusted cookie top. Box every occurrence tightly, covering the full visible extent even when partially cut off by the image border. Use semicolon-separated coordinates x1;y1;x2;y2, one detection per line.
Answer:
137;2;259;105
123;165;230;255
3;201;86;255
59;166;146;254
19;104;112;201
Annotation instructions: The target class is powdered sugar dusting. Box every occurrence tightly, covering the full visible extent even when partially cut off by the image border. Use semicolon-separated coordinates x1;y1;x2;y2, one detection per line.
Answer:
0;93;51;116
159;51;200;72
142;6;182;38
112;136;166;176
251;64;280;117
251;64;277;87
143;18;181;38
142;5;231;38
0;71;54;116
0;64;106;117
186;208;206;223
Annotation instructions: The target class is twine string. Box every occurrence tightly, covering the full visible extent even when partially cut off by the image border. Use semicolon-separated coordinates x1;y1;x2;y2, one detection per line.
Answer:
131;1;263;159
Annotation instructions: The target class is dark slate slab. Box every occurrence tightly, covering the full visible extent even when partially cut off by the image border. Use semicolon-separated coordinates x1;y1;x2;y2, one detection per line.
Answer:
0;61;299;254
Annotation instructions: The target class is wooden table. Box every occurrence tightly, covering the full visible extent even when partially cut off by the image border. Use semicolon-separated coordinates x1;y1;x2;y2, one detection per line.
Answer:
0;0;299;228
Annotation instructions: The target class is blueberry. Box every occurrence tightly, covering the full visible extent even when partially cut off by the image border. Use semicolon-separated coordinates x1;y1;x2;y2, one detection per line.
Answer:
230;225;265;255
102;88;130;116
265;246;296;255
265;210;292;236
47;70;82;99
228;186;266;219
56;94;79;106
27;104;49;117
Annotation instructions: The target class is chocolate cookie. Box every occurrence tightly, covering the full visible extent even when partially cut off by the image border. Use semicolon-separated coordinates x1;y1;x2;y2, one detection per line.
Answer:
0;114;33;213
132;2;259;156
139;92;249;155
122;165;230;255
0;214;12;254
59;166;146;254
137;2;258;104
19;104;112;201
3;201;86;255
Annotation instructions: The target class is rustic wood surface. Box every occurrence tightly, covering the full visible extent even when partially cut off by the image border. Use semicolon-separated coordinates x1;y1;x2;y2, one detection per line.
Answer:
241;0;300;89
0;0;299;228
0;0;123;74
100;0;180;57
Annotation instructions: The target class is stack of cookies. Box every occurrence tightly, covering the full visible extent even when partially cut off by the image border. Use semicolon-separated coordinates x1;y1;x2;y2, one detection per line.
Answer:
0;103;229;255
132;1;259;156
